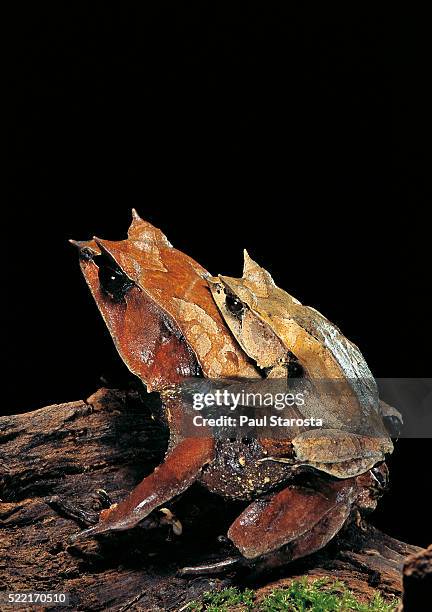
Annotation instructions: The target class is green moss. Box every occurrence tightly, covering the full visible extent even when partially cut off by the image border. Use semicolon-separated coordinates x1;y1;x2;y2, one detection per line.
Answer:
185;578;400;611
187;586;255;611
259;578;399;611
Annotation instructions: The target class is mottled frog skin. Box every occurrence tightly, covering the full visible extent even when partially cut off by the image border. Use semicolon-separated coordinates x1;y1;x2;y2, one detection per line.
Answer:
200;438;294;500
69;212;393;571
209;251;394;478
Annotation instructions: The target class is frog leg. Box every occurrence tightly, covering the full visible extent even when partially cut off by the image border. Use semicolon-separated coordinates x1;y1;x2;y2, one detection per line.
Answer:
227;477;357;560
257;431;392;478
269;429;393;478
71;436;214;541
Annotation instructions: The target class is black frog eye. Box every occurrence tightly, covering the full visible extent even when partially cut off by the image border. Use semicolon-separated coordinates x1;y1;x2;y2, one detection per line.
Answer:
97;255;135;301
225;293;244;318
383;415;403;438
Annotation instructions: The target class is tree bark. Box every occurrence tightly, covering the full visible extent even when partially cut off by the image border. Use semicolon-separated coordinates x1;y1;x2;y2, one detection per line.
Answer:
0;388;424;611
401;545;431;612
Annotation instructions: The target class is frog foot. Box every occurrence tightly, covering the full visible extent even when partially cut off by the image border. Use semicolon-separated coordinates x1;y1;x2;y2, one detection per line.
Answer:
71;438;214;542
178;556;243;576
48;488;112;528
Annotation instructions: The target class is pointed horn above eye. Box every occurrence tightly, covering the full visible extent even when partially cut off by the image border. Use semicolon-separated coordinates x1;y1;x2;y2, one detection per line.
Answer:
131;208;143;222
127;212;172;247
69;238;101;256
240;250;275;297
129;208;144;235
243;249;259;277
69;239;83;248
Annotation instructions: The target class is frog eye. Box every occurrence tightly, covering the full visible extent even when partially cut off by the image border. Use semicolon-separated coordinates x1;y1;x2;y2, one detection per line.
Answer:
383;415;403;437
96;255;135;302
225;293;244;318
286;356;304;378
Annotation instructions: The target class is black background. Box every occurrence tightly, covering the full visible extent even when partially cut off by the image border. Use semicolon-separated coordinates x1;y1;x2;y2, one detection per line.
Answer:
9;5;429;546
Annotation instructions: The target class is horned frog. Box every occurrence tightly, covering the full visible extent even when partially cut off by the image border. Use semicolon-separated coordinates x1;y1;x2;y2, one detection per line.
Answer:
66;213;396;571
209;250;401;480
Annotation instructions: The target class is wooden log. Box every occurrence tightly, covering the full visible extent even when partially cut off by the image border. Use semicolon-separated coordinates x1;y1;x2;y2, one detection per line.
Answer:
401;544;432;612
0;388;424;611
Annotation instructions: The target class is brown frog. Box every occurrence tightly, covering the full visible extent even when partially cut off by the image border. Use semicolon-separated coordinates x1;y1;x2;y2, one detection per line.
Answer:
69;212;393;571
209;250;402;470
